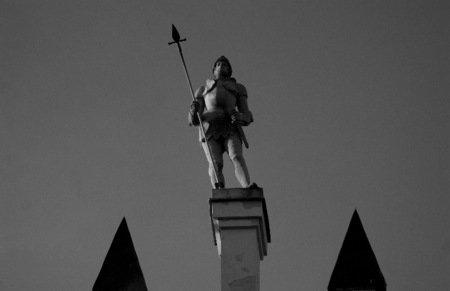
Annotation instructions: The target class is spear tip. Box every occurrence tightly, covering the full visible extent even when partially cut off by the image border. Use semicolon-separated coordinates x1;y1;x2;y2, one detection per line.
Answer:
172;24;181;42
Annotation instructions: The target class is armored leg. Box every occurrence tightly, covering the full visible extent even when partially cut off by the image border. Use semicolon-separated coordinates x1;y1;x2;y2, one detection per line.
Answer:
202;138;225;188
226;134;251;188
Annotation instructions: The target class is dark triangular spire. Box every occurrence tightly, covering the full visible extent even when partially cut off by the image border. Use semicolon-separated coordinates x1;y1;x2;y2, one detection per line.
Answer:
93;217;149;291
328;210;386;291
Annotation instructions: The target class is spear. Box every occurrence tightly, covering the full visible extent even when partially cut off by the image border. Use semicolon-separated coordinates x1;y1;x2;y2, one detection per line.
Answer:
168;24;221;188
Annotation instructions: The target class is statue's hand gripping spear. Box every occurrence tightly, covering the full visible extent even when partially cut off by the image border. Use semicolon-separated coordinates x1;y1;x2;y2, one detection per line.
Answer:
168;24;221;188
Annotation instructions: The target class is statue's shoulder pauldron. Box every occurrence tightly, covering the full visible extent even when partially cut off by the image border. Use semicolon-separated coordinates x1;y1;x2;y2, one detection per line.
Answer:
204;78;247;98
235;83;248;98
205;79;215;93
194;86;206;99
225;80;247;100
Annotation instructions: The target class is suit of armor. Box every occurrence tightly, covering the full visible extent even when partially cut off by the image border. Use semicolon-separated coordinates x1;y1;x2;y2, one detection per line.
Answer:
189;57;253;188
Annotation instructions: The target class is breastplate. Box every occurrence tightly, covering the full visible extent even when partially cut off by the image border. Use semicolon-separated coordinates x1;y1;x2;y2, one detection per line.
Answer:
204;82;237;112
201;81;238;139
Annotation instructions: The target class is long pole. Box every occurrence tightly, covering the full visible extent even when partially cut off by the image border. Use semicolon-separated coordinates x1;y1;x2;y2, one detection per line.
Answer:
169;25;220;188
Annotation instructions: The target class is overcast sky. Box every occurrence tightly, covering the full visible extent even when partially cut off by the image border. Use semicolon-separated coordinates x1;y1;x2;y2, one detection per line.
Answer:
1;1;449;290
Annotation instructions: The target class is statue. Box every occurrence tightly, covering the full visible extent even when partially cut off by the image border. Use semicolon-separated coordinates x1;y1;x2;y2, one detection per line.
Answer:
189;56;257;189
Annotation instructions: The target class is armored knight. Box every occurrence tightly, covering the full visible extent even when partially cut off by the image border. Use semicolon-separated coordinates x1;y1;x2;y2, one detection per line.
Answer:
189;56;256;189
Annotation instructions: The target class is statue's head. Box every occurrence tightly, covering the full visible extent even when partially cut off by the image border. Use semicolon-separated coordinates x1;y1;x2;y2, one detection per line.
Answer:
213;56;232;79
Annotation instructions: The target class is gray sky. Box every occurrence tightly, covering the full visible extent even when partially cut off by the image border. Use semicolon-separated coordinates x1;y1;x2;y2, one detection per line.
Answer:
1;1;449;290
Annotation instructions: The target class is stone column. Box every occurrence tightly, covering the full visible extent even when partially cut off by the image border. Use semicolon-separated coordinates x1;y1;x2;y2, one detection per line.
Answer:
210;188;270;291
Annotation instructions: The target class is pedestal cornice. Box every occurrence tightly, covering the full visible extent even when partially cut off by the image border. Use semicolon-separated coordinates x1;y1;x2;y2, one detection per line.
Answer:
209;187;271;257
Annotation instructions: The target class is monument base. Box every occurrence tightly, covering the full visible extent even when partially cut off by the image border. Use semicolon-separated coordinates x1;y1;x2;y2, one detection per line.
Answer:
210;188;270;291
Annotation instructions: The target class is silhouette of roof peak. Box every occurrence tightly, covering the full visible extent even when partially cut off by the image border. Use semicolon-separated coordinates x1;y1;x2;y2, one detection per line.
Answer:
93;217;149;291
328;210;386;291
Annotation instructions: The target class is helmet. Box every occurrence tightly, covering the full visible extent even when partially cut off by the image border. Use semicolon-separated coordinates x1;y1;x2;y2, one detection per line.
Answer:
212;56;232;77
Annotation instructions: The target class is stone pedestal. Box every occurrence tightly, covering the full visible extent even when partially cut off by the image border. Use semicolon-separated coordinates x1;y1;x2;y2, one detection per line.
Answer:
210;188;270;291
